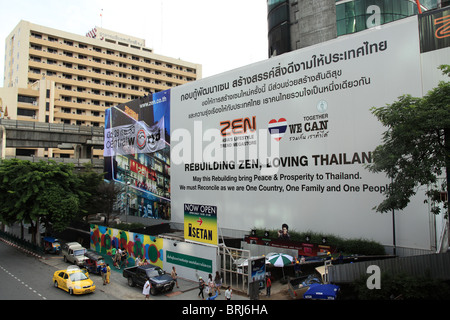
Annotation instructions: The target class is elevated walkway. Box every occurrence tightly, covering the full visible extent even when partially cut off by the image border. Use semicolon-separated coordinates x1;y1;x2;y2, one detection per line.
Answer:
0;119;104;159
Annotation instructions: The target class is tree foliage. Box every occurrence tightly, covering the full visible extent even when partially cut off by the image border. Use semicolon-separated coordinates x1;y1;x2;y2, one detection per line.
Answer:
0;159;85;243
96;180;123;226
353;272;450;300
77;163;105;218
368;65;450;216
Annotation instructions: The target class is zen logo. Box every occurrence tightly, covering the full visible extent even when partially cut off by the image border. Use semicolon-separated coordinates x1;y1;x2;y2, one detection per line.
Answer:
220;116;256;137
366;265;381;289
434;15;450;39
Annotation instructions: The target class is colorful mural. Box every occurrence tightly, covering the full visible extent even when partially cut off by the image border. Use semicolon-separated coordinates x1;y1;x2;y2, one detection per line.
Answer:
90;224;164;268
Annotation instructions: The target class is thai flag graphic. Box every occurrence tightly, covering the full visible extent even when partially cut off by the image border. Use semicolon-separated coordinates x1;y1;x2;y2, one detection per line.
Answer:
268;118;287;141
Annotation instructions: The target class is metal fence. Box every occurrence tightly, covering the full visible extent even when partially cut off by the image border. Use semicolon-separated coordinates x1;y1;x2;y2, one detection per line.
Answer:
0;229;44;256
328;252;450;283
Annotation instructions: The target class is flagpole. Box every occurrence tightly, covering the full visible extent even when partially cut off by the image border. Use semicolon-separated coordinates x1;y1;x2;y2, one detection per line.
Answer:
415;0;422;14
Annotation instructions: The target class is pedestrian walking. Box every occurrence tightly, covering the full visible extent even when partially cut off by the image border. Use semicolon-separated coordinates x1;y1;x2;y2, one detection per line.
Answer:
121;249;128;268
266;276;272;297
206;273;214;295
171;266;179;288
114;250;121;269
143;277;151;300
106;264;111;284
225;286;232;300
294;258;302;277
101;264;108;285
214;271;222;295
198;276;205;299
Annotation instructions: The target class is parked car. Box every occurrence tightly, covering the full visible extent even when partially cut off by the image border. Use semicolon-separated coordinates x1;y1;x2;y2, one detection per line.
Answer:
287;273;322;299
62;242;88;266
52;265;96;295
303;283;340;300
288;261;339;299
123;264;175;295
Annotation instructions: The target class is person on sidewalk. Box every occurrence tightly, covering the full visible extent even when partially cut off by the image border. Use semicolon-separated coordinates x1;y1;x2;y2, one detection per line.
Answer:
106;264;111;284
225;286;232;300
143;277;151;300
171;266;179;288
101;264;108;285
198;276;205;299
114;249;121;269
214;271;222;295
207;289;218;300
207;273;214;295
266;276;272;297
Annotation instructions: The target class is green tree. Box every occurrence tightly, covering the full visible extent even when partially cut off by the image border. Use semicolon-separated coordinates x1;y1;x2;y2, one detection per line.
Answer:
0;159;84;244
368;65;450;217
77;163;105;219
96;180;122;226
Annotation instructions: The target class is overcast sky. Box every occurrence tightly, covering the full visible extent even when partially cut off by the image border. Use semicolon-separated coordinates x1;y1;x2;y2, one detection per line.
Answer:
0;0;269;85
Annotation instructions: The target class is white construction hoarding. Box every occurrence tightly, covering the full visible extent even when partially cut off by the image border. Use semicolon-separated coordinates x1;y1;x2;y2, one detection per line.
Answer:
169;16;442;251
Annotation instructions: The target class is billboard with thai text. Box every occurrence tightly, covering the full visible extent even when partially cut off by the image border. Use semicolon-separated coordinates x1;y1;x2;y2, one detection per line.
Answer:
170;17;433;250
104;91;171;221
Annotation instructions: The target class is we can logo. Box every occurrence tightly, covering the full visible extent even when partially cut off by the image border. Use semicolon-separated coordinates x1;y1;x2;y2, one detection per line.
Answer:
434;15;450;39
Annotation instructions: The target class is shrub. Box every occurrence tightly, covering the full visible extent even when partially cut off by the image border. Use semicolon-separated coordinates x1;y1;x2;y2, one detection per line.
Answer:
251;228;385;256
353;272;450;300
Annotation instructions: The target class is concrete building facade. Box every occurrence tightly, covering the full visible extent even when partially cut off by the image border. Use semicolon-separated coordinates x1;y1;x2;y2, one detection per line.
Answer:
268;0;448;57
1;21;201;158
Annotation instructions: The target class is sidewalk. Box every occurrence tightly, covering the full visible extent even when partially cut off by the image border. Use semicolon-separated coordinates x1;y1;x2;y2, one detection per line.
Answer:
259;280;291;300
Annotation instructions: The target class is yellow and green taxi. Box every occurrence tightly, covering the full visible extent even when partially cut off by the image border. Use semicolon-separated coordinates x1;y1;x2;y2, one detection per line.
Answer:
53;265;96;295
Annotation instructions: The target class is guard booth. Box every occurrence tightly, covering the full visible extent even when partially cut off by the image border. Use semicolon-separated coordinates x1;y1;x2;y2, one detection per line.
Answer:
219;245;267;297
248;256;267;300
218;245;251;294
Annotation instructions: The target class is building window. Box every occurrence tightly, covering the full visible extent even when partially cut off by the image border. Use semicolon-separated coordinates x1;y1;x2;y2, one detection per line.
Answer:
16;149;36;156
335;0;427;36
18;95;37;104
17;108;36;117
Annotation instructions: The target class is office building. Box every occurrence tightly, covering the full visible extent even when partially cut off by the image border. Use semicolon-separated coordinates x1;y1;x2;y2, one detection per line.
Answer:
268;0;448;57
1;21;201;158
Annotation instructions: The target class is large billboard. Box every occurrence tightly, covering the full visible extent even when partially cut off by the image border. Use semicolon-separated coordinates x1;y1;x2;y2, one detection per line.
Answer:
170;17;434;250
104;91;171;221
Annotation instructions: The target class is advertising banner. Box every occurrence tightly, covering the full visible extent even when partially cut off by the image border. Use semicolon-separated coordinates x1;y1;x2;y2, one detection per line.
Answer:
183;203;218;246
249;257;266;290
166;250;213;273
103;118;165;157
170;17;431;249
104;90;171;221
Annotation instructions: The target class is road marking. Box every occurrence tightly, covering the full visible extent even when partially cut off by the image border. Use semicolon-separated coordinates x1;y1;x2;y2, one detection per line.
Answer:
0;264;47;300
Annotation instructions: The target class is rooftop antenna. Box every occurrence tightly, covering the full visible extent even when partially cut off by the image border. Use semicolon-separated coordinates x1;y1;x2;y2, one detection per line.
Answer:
100;9;103;27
